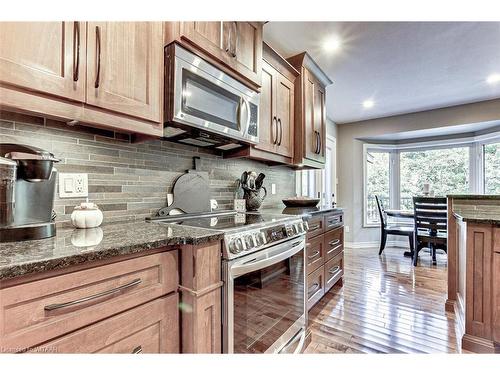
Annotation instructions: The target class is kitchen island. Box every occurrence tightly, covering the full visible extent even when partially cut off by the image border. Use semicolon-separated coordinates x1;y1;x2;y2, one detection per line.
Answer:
446;195;500;353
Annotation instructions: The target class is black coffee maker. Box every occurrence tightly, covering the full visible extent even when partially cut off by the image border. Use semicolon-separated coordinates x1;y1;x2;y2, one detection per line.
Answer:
0;144;59;242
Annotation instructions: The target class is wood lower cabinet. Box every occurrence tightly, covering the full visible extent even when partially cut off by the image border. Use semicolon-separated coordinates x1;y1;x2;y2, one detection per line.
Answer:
304;211;344;311
0;22;86;102
287;52;332;169
35;295;178;354
86;22;163;122
0;251;178;351
165;21;263;89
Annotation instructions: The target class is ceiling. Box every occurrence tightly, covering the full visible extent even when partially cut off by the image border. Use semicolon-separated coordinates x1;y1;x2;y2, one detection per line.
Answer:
264;22;500;124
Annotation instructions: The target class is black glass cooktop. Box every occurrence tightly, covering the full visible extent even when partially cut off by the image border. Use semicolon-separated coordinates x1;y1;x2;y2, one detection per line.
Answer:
163;212;291;231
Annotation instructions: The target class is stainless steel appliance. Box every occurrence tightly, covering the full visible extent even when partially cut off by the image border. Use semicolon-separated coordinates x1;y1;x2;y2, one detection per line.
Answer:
150;211;308;353
0;144;59;242
164;43;259;150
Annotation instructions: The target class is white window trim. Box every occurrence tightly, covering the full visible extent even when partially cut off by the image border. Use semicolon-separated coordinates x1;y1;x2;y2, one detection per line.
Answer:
362;131;500;228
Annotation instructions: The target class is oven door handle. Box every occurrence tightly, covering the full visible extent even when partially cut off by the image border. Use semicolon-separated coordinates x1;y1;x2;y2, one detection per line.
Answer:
231;238;305;277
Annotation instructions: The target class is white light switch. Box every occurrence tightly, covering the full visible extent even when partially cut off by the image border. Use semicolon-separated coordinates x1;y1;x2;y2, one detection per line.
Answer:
59;173;88;198
271;183;276;195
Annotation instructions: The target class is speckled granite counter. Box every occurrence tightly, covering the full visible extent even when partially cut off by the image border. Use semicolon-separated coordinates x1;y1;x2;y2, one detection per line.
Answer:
260;206;343;218
0;221;224;281
449;194;500;225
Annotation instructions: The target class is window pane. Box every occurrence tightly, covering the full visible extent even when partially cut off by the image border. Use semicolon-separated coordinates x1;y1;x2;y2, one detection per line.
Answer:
484;142;500;194
366;151;390;224
400;147;469;210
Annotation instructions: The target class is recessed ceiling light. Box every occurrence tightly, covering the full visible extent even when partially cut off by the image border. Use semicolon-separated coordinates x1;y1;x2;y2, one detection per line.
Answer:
363;100;374;109
487;73;500;85
323;36;341;53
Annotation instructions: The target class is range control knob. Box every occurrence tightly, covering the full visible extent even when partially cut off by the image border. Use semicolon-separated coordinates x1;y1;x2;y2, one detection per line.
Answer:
244;234;255;249
229;238;244;253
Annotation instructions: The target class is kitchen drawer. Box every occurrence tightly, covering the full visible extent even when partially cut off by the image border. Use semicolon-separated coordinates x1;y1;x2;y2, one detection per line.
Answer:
306;235;325;275
324;226;344;261
0;251;178;351
307;265;325;310
34;294;179;353
324;212;343;232
324;252;344;293
306;215;324;239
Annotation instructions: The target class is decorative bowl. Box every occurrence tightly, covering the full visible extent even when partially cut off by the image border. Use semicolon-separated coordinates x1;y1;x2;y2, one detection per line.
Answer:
282;197;320;208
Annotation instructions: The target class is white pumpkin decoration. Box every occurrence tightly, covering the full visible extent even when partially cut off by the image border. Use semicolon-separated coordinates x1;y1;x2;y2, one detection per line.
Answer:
70;202;103;229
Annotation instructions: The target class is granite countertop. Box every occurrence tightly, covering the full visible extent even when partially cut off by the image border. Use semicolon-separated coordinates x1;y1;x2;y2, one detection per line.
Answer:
0;221;224;281
447;194;500;200
260;205;343;218
453;211;500;225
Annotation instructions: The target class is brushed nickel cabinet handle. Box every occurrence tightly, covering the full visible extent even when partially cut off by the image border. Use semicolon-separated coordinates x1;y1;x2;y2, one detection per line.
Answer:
317;132;322;154
132;346;142;354
225;22;231;53
94;25;101;89
73;22;80;82
272;116;278;144
328;239;341;247
308;224;320;231
44;278;142;311
308;282;320;296
307;250;320;259
328;266;341;275
231;21;238;58
277;118;283;146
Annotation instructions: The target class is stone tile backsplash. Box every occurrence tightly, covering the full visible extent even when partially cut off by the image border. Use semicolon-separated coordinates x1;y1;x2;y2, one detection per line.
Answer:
0;111;296;226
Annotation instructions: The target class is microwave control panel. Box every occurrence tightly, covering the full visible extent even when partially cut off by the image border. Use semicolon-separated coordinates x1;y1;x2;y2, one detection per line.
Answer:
247;102;258;137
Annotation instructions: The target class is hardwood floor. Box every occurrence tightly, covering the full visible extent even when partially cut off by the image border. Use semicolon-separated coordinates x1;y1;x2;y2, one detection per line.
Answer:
305;246;468;353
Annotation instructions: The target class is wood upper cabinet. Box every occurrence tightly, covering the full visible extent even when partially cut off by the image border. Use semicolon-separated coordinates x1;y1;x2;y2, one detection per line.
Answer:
0;22;86;102
165;21;263;89
287;52;332;169
254;61;276;154
275;74;294;158
86;22;163;122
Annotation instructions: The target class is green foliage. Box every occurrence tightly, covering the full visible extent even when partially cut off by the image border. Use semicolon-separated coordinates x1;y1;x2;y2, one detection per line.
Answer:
484;143;500;194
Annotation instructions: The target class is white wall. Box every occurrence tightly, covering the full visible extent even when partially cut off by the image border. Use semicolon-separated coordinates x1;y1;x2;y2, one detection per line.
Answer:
337;98;500;245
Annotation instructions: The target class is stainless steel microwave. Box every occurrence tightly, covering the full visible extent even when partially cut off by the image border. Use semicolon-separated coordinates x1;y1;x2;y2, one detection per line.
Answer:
164;43;259;149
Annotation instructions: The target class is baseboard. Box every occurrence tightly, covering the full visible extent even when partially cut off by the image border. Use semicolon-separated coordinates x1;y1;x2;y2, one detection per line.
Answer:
345;240;409;249
462;334;499;353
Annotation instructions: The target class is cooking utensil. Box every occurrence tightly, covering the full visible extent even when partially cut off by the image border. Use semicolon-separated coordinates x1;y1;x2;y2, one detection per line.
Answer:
255;173;265;190
282;197;320;208
157;157;210;216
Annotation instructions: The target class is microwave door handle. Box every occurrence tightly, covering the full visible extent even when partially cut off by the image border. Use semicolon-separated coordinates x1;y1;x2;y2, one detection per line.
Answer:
239;97;251;135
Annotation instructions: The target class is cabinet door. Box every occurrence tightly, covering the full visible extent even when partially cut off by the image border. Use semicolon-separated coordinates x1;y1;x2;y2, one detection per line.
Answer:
231;22;262;86
275;74;294;158
86;22;163;122
0;22;85;102
303;69;326;162
254;61;276;153
182;22;225;59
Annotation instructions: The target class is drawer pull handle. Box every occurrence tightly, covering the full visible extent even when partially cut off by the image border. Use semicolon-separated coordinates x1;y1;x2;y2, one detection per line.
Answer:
44;278;142;311
132;346;142;354
328;266;341;275
308;282;321;296
328;239;341;247
308;224;321;231
307;250;320;259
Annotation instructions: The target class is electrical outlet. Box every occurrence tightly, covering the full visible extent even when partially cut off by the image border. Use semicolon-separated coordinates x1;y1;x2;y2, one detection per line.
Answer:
345;225;350;233
271;183;276;195
59;173;88;198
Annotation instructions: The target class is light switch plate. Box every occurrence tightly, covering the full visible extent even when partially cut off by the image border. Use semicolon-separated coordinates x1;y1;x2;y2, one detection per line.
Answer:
59;173;88;198
271;183;276;195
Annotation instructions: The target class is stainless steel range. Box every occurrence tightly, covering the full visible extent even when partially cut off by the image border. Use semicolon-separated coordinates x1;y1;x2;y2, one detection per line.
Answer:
150;211;308;354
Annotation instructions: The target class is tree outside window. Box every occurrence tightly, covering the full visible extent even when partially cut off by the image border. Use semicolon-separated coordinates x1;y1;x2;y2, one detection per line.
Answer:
484;142;500;194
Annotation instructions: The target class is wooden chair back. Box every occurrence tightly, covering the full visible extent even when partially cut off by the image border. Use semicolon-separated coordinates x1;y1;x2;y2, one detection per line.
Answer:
375;195;387;228
413;196;447;236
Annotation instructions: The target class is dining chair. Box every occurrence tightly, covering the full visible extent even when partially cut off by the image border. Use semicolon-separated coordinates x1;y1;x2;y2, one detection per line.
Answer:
375;195;414;255
412;196;447;266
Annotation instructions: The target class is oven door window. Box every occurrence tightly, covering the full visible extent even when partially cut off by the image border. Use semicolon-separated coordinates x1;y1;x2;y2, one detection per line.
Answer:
182;69;240;130
233;249;304;353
